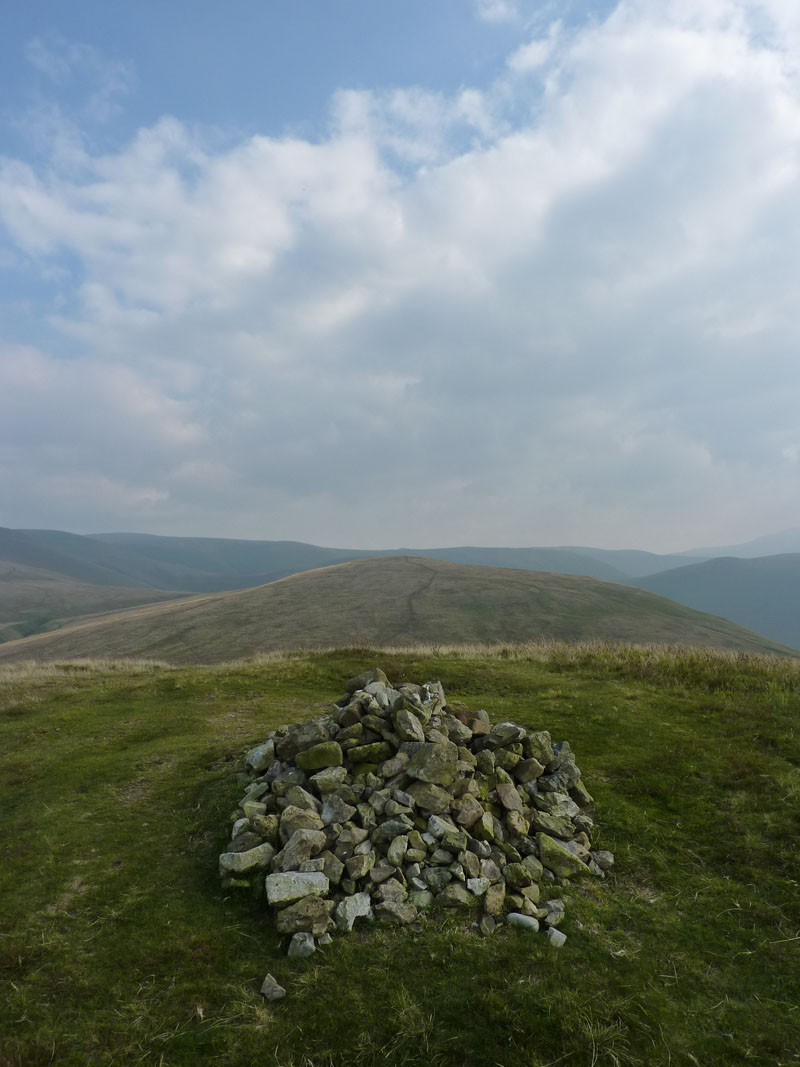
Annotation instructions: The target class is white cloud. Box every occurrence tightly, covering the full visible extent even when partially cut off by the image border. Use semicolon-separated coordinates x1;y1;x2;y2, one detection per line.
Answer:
473;0;519;24
3;2;800;548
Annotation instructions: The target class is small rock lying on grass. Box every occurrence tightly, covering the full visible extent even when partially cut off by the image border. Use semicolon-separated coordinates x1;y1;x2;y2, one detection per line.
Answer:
220;667;613;957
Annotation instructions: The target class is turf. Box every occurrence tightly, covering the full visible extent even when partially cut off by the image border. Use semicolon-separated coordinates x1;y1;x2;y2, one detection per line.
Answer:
1;644;799;1066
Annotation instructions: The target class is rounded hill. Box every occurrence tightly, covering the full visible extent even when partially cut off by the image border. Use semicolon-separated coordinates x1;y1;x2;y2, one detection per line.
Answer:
0;555;792;664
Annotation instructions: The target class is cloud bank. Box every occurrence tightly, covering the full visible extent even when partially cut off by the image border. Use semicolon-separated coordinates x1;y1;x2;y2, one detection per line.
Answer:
2;0;800;550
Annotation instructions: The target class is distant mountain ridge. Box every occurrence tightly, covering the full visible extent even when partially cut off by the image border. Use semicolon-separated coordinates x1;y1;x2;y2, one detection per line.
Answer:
2;526;799;651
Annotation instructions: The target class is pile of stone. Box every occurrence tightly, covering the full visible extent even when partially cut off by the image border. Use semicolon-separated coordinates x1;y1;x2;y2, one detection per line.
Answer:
219;668;613;959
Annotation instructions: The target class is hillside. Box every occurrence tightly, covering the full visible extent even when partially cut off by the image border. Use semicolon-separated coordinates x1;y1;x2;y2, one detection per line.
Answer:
0;561;188;643
636;553;800;649
1;646;798;1066
0;555;792;665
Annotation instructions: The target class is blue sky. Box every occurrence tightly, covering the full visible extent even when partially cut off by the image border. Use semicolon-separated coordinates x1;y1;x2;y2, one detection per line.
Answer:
1;0;800;550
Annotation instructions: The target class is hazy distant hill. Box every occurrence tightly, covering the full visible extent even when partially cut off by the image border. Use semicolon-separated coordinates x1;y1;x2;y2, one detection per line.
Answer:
636;554;800;649
684;528;800;558
0;555;791;665
557;546;703;576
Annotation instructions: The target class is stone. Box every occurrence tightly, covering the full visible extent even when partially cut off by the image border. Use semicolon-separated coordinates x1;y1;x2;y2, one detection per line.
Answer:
285;786;320;812
487;722;526;748
543;899;566;927
335;892;372;933
437;883;472;908
345;667;389;694
531;812;574;839
406;781;451;813
503;862;534;890
387;835;409;867
296;741;343;772
537;833;590;879
478;914;496;936
405;742;459;787
484;881;506;917
275;895;335;936
394;707;426;743
219;842;275;876
260;973;286;1001
375;901;418;924
514;758;545;784
546;927;567;948
246;741;276;773
374;879;408;904
452;794;485;829
279;805;324;843
525;731;555;766
346;852;375;879
287;932;316;958
349;742;393;764
422;867;452;891
408;889;434;910
273;829;327;871
496;782;524;812
592;850;615;871
310;766;349;794
467;877;490;896
265;871;329;907
506;912;540;933
322;794;357;826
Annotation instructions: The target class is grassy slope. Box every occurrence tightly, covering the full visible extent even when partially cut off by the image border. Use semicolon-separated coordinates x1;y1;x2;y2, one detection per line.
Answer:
637;553;800;649
0;556;792;665
0;562;189;643
1;644;799;1066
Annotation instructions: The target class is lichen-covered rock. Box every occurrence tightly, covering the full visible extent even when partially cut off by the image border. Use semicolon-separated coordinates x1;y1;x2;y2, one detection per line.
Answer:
219;842;275;876
405;741;459;786
295;741;343;771
537;833;592;878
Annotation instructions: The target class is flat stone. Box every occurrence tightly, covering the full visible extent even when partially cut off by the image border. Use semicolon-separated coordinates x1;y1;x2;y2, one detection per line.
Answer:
405;742;459;786
296;741;343;772
406;781;452;813
287;932;316;959
310;766;348;794
265;871;330;907
349;741;393;764
219;842;275;876
537;833;590;878
260;973;286;1001
496;782;524;812
374;901;418;924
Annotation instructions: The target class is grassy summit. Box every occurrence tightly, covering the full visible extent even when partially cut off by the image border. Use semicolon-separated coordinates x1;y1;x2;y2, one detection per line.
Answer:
1;644;798;1066
0;556;792;665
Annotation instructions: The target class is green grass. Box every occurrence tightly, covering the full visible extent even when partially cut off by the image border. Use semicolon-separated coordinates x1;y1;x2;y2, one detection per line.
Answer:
1;643;799;1066
0;556;794;665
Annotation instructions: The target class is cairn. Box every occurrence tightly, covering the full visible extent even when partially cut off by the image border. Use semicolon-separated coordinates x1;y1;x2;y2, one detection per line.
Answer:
219;668;613;958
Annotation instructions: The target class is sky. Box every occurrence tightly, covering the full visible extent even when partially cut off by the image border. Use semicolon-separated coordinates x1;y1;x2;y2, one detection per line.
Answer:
1;0;799;552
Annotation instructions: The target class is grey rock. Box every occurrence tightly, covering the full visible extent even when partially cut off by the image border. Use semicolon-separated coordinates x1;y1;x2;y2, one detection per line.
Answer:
546;927;567;948
260;972;286;1001
265;871;330;907
322;794;357;826
335;892;373;932
219;841;275;876
405;742;459;787
287;932;316;959
506;912;539;933
246;740;275;773
467;876;490;896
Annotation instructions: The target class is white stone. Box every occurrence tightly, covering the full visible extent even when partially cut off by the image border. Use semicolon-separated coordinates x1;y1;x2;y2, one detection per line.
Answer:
335;892;373;933
219;842;275;876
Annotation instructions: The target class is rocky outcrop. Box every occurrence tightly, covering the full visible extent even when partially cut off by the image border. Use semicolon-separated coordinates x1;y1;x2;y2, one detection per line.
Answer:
220;668;613;956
